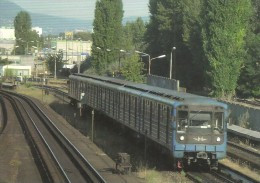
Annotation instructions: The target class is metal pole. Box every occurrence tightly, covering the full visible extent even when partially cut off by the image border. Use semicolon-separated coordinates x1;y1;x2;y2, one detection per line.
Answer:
148;55;151;75
91;110;95;142
173;47;176;79
145;130;147;165
118;53;121;73
170;50;173;79
54;55;57;79
66;39;67;61
77;45;80;73
26;42;28;55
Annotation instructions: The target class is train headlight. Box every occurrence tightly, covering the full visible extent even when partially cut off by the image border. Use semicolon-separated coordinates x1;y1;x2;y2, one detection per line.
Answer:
180;136;185;141
216;137;221;142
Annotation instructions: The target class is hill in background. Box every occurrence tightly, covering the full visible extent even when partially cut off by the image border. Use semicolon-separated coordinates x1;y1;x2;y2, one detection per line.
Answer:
0;0;149;35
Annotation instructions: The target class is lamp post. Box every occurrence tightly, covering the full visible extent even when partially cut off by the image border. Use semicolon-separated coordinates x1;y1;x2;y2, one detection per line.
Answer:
52;46;57;79
32;46;38;77
135;50;150;74
170;46;176;79
14;46;19;65
150;55;166;75
118;49;126;72
14;45;19;56
135;51;166;75
26;41;34;55
54;55;57;79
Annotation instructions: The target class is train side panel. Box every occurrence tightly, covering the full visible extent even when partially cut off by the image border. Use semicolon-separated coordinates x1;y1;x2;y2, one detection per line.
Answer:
69;76;174;150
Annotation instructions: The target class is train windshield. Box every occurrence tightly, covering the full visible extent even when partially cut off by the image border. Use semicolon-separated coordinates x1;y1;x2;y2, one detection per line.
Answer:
177;110;224;134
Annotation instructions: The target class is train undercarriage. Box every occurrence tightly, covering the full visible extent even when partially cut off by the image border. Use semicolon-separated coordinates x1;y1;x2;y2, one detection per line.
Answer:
175;152;219;170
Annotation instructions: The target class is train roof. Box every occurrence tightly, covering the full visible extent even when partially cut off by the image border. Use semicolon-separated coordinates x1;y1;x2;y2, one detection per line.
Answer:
70;74;227;109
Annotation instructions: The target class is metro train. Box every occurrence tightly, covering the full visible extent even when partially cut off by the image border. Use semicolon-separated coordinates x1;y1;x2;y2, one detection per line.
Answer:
69;73;228;169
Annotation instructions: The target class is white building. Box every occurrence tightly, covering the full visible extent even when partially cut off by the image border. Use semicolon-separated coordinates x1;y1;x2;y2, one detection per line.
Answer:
32;27;43;36
0;27;15;40
56;40;92;64
0;40;15;54
0;65;31;77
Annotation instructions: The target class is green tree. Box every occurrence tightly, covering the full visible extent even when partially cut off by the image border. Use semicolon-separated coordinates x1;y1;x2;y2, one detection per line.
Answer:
91;0;124;74
237;0;260;98
0;57;10;65
124;17;146;51
145;0;203;89
4;69;15;77
14;11;33;55
121;54;145;83
201;0;252;98
46;51;64;77
74;32;92;41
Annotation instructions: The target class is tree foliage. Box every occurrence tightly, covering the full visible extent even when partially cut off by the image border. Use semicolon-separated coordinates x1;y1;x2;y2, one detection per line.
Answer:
123;17;146;51
237;0;260;98
14;11;40;55
74;32;92;41
91;0;124;74
144;0;258;99
120;54;145;83
46;51;64;76
201;0;252;98
145;0;203;88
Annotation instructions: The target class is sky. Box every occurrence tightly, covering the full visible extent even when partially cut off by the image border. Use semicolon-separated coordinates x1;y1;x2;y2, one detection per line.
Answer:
9;0;150;20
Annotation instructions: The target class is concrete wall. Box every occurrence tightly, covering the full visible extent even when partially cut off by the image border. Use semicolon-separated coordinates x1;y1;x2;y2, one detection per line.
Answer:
222;101;260;131
147;75;179;91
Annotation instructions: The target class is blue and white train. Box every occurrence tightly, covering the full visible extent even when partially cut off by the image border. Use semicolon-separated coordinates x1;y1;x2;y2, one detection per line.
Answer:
69;73;228;168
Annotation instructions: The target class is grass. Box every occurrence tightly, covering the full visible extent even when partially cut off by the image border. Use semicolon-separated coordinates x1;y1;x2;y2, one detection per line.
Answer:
136;165;191;183
15;84;57;105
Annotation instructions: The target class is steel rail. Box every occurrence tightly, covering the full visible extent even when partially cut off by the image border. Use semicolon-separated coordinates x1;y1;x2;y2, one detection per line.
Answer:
5;90;106;183
0;95;8;133
14;96;71;183
0;91;54;183
218;163;258;183
26;95;106;183
227;141;260;157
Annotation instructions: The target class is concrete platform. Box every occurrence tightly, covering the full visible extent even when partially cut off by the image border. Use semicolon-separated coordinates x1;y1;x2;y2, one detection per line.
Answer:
228;124;260;142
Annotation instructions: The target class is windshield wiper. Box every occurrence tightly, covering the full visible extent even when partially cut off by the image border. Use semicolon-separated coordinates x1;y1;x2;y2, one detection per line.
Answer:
189;110;202;120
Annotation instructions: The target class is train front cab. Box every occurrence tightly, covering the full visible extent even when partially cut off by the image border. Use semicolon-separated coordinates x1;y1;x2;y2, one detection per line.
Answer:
172;102;228;168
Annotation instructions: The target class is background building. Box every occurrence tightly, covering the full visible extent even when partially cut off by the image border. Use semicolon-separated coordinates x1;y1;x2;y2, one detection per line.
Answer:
32;27;43;36
0;27;15;40
56;40;92;64
0;65;31;77
0;40;15;55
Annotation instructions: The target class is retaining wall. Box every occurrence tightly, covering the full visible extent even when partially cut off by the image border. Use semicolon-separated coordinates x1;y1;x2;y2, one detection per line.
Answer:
222;101;260;131
147;75;179;91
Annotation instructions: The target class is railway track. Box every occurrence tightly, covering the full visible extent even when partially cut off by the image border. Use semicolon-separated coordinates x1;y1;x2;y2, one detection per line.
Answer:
186;164;257;183
34;85;260;182
227;141;260;170
0;95;7;133
0;90;106;183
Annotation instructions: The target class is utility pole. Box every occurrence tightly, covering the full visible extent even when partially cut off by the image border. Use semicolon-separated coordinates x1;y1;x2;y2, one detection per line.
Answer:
54;55;57;79
91;110;95;142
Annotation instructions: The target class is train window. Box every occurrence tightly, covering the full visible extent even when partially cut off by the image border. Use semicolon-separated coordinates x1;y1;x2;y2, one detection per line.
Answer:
177;111;188;132
189;111;212;128
213;112;224;134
